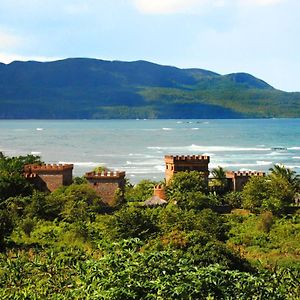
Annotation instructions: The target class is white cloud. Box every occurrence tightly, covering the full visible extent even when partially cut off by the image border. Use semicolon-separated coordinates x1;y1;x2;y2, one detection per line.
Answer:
132;0;285;14
132;0;209;14
0;52;61;64
0;30;21;50
64;3;90;15
237;0;285;6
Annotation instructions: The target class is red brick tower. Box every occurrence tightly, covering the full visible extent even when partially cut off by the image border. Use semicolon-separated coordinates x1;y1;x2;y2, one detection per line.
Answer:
164;155;210;185
226;170;265;192
24;164;73;192
85;170;126;206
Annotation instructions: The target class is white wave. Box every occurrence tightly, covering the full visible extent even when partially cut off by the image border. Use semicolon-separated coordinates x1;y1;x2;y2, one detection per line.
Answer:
162;128;173;131
31;151;41;155
36;128;44;131
154;165;165;172
284;165;300;169
209;162;269;169
288;147;300;150
191;128;199;130
239;168;256;172
147;144;270;152
128;153;157;158
202;153;215;157
256;161;273;166
126;159;163;166
293;157;300;159
267;151;288;156
123;168;163;174
59;161;102;167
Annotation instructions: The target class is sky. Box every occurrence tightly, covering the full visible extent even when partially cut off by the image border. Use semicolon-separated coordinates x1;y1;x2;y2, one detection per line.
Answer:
0;0;299;91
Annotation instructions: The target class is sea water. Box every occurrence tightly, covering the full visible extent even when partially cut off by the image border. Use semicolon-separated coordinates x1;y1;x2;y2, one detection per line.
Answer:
0;119;299;183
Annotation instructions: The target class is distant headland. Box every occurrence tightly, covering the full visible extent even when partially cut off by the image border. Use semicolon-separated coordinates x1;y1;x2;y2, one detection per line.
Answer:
0;58;300;119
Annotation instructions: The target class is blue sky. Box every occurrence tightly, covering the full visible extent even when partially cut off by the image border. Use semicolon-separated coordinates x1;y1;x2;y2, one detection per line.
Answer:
0;0;299;91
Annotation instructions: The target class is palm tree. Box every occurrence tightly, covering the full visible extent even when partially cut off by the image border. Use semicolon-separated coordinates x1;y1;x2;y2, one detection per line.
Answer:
269;164;300;189
210;166;228;193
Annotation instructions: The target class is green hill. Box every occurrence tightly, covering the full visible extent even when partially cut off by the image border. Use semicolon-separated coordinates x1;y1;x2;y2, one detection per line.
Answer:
0;58;299;118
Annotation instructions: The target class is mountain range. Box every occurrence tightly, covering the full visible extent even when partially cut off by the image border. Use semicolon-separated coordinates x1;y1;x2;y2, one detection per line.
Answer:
0;58;299;119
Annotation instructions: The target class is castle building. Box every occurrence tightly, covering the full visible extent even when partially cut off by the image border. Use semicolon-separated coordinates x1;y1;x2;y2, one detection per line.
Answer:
144;184;167;207
226;171;265;192
165;155;210;185
85;170;126;206
24;164;73;192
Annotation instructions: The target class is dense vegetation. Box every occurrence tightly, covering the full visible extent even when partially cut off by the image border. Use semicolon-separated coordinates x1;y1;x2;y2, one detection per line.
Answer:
0;154;299;299
0;58;300;119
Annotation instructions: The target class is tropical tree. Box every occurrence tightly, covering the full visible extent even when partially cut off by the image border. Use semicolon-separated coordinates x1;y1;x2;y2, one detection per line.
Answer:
269;164;299;190
210;166;228;194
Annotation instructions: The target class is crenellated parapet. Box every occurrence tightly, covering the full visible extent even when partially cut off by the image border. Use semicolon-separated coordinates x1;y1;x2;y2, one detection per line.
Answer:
226;170;265;192
165;155;210;163
226;171;265;178
24;164;73;173
153;184;166;200
85;171;126;179
165;154;210;185
23;163;73;192
85;169;126;206
23;173;38;178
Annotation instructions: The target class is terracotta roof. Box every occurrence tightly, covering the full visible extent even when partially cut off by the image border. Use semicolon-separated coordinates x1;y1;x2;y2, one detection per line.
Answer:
144;195;167;206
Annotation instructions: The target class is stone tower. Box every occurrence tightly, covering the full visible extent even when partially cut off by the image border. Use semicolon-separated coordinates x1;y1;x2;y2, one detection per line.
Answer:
85;170;126;206
164;155;210;185
226;170;265;192
24;164;73;192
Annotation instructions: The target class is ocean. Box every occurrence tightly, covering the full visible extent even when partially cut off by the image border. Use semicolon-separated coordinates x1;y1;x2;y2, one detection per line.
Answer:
0;119;299;183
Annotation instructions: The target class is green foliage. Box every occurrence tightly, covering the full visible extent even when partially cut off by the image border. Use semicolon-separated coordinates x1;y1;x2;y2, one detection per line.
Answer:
0;152;42;174
242;174;295;214
103;206;159;240
269;164;300;190
0;153;42;201
0;210;13;248
0;154;299;298
227;213;300;269
0;172;33;201
125;179;157;202
224;191;243;208
0;246;299;299
209;166;228;194
72;176;88;185
52;184;105;222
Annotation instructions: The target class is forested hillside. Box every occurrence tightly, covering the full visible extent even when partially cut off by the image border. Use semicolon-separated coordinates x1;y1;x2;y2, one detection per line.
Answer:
0;58;299;119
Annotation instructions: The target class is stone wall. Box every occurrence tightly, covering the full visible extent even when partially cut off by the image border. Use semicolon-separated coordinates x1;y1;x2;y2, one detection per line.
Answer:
85;171;126;206
24;164;73;192
226;171;265;192
165;155;210;185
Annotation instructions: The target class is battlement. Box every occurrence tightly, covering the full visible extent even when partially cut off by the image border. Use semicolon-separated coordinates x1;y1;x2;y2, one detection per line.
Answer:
153;184;166;200
165;155;210;163
226;171;265;178
24;164;74;173
24;173;38;178
226;170;266;192
154;184;165;190
23;163;73;192
85;171;126;179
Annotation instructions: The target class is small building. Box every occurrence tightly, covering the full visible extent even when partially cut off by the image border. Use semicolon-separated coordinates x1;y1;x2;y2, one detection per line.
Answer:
144;184;167;207
226;170;265;192
165;155;210;185
85;170;126;206
24;164;73;192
